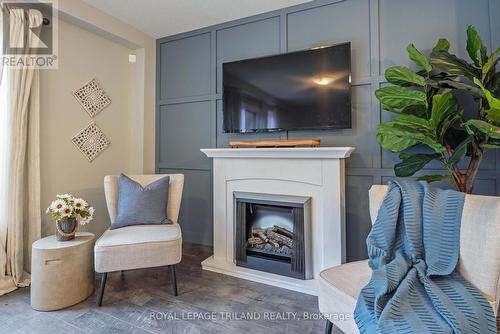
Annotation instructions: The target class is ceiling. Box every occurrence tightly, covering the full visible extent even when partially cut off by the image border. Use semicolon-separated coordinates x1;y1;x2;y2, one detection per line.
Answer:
82;0;313;39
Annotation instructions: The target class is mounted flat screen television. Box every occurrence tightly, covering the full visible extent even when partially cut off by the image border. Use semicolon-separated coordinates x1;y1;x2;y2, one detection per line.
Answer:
223;42;351;133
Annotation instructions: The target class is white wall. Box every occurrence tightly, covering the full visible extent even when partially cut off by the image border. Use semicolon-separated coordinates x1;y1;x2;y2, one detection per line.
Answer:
57;0;156;173
37;0;157;237
40;20;136;237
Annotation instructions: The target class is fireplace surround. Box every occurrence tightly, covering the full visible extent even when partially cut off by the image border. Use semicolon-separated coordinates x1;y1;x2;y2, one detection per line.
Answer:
234;192;312;280
201;147;354;295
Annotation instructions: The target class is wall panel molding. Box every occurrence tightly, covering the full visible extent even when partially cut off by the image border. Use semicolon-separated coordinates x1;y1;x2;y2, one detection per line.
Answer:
156;0;500;258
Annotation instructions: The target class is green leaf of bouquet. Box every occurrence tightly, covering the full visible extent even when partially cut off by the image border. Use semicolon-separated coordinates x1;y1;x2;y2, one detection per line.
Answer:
385;66;426;86
418;174;451;182
432;38;451;52
375;86;427;111
430;92;459;129
465;119;500;139
466;25;484;67
407;44;432;72
430;51;481;79
394;153;440;177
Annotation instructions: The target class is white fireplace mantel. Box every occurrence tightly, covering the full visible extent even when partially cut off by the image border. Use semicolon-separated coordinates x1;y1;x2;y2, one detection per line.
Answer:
201;147;354;159
201;147;354;295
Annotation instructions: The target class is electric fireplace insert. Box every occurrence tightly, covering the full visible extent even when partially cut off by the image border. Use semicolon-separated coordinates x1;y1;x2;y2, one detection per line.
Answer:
234;192;312;280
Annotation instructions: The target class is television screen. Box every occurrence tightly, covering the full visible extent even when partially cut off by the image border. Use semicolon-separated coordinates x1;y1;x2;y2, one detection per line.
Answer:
223;42;351;133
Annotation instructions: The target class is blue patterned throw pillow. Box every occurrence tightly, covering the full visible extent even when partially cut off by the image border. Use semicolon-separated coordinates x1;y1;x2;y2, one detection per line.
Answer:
110;174;171;229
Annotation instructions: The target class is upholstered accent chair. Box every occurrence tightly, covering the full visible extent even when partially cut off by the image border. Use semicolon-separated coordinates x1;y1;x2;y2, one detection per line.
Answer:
320;185;500;334
94;174;184;306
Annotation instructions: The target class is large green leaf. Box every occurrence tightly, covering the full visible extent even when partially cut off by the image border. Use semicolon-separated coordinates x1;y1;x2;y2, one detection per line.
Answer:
473;78;500;125
481;143;500;149
377;114;444;153
439;114;462;142
377;122;420;152
385;66;426;86
466;25;485;67
489;72;500;97
401;104;428;118
418;174;451;182
430;92;459;129
465;119;500;139
486;110;500;125
407;44;432;72
432;38;450;52
430;51;481;79
448;136;472;165
395;114;445;153
375;86;427;111
392;113;432;129
394;153;440;177
435;79;484;97
482;47;500;79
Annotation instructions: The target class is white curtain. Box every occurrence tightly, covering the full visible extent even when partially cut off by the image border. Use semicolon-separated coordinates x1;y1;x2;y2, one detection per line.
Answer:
0;5;41;296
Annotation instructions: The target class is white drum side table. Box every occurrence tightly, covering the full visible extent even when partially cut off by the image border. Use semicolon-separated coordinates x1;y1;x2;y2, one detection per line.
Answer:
31;232;95;311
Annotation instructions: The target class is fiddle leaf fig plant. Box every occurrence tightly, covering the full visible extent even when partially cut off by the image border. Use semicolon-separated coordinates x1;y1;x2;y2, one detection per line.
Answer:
376;25;500;193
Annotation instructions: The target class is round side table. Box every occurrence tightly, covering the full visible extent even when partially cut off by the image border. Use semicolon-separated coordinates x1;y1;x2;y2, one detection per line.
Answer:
31;232;95;311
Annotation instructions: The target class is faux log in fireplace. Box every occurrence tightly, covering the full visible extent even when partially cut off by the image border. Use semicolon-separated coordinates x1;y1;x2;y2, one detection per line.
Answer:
234;192;312;280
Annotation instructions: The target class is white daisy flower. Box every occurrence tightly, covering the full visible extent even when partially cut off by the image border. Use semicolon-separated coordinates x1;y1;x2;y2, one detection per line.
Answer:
73;198;88;210
50;199;66;211
60;205;73;218
88;207;95;217
56;194;73;199
80;215;93;225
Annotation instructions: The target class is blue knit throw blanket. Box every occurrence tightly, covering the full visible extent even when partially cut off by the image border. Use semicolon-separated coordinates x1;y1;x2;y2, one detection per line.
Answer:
354;180;496;333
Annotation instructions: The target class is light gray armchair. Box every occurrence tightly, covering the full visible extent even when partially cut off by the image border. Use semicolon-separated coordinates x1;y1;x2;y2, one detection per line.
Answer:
319;185;500;334
94;174;184;306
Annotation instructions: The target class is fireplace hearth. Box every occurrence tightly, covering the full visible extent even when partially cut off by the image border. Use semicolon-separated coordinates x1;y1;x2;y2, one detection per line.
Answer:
234;192;312;280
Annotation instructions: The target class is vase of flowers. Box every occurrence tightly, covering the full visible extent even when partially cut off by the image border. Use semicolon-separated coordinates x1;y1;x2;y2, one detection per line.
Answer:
46;194;95;241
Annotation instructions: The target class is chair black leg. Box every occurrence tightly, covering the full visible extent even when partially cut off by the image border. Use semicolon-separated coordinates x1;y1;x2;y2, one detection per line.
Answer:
325;319;333;334
170;265;178;296
97;272;108;307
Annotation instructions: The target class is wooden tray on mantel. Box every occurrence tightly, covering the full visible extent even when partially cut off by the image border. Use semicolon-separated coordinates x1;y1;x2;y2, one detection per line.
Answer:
229;138;320;148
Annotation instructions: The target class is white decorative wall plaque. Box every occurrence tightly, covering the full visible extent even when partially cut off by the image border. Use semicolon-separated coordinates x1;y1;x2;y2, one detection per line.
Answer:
72;78;111;117
72;122;111;162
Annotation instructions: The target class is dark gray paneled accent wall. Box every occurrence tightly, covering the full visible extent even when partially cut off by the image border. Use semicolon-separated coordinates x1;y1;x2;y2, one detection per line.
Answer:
156;0;500;261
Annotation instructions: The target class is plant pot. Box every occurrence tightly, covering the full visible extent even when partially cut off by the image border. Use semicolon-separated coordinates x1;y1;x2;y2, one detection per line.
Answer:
56;217;78;241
